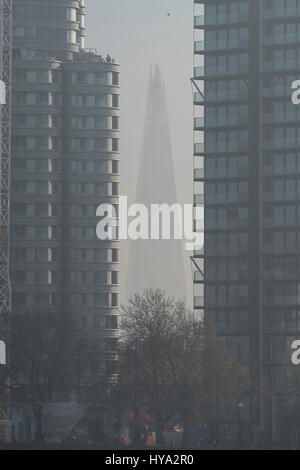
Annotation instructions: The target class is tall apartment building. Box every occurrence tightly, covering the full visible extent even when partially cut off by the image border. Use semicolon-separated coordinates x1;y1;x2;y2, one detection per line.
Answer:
10;0;120;401
193;0;300;442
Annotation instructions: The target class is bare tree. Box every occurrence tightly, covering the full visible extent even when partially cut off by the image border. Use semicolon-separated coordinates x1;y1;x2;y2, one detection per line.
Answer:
9;313;77;443
116;289;248;445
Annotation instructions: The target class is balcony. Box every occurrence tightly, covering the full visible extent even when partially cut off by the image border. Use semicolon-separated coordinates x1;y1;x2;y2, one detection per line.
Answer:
194;41;204;53
194;92;204;104
263;112;300;125
194;117;204;129
194;194;204;205
263;60;300;73
194;66;204;78
204;89;248;102
194;13;248;27
194;143;204;155
194;168;204;180
199;116;248;128
196;64;249;78
194;296;204;308
204;39;248;52
194;271;203;282
205;141;248;154
263;7;300;20
194;15;204;28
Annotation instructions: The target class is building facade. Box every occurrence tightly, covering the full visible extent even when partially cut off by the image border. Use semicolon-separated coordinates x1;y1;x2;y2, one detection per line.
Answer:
193;0;300;443
10;0;119;400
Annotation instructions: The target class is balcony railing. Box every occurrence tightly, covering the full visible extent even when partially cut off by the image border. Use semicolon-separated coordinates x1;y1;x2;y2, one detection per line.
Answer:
194;143;204;155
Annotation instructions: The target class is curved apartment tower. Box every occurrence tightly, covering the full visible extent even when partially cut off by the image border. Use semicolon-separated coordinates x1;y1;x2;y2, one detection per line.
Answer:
11;0;120;400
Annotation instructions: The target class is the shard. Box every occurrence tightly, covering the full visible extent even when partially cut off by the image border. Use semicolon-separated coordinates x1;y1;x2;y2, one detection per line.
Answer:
127;65;186;300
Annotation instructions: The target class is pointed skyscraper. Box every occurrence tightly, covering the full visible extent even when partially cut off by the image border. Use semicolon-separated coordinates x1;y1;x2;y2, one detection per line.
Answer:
127;65;186;299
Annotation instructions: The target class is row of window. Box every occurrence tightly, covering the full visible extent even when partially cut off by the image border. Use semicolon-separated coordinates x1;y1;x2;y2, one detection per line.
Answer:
205;130;248;153
264;48;300;72
13;69;62;84
262;230;300;254
70;94;119;108
12;292;118;308
68;182;118;196
12;247;118;264
76;314;118;331
204;28;249;51
12;136;120;153
12;225;120;241
204;2;249;25
67;71;119;86
70;204;118;218
264;0;300;19
263;282;300;306
68;293;118;307
12;270;118;286
68;160;119;174
12;203;61;218
262;256;300;280
204;79;248;102
204;285;249;307
206;207;248;230
14;5;81;21
264;21;300;45
12;226;62;240
70;116;119;130
13;181;118;198
13;92;120;108
202;104;248;128
12;181;62;196
205;156;248;179
205;232;249;255
206;104;248;119
263;204;300;228
14;27;80;44
12;248;59;263
12;158;60;172
13;91;62;106
263;153;300;176
14;203;118;221
13;114;62;129
67;271;118;285
263;310;300;333
70;138;119;152
205;182;248;205
205;259;248;281
12;159;119;175
67;248;118;263
205;53;249;75
263;178;300;202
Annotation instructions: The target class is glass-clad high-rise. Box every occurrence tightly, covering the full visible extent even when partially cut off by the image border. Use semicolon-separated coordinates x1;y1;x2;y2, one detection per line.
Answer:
194;0;300;443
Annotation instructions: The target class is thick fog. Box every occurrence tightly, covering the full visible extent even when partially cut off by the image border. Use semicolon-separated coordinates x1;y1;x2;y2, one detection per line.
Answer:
86;0;193;305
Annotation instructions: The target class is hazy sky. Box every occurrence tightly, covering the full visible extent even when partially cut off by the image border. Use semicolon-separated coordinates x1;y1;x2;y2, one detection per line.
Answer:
86;0;194;304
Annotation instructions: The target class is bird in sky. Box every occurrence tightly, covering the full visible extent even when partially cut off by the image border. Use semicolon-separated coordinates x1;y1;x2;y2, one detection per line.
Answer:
167;13;171;16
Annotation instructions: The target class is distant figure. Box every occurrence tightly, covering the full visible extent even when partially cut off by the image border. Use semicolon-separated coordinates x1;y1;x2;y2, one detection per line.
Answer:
167;13;171;16
106;54;111;63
